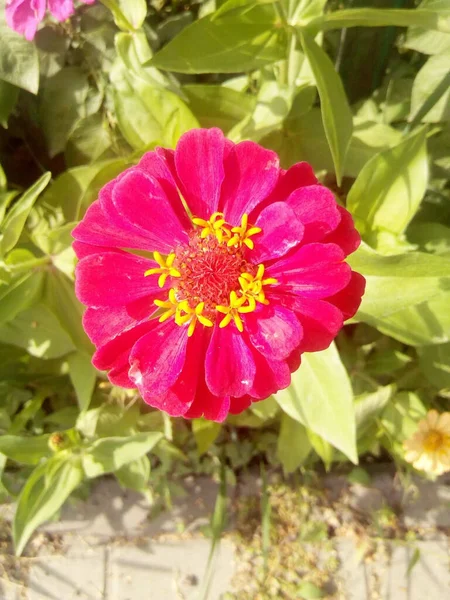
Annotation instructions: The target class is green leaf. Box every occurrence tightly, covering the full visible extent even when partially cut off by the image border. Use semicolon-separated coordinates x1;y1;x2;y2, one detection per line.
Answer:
347;128;428;239
277;413;312;473
13;453;84;556
0;270;44;325
65;114;113;167
348;244;450;320
355;385;396;439
110;52;198;150
347;466;371;486
0;303;76;359
150;0;286;74
309;6;450;33
275;343;357;463
82;432;163;478
0;16;39;93
0;434;51;465
68;352;97;412
381;392;426;449
183;84;256;133
418;342;450;389
39;67;90;157
299;31;353;185
0;172;51;256
404;1;450;55
307;429;334;469
192;419;222;456
0;80;19;128
298;581;325;599
45;270;93;354
410;52;450;123
115;456;150;493
100;0;147;31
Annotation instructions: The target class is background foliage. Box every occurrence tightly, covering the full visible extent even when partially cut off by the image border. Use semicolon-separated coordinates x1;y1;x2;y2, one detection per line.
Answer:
0;0;449;555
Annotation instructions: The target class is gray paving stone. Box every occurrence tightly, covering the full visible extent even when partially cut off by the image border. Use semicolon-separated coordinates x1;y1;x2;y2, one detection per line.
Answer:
27;545;106;600
335;539;368;599
106;539;235;600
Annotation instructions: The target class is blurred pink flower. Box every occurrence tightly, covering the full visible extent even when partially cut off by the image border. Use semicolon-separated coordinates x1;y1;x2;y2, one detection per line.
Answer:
5;0;95;41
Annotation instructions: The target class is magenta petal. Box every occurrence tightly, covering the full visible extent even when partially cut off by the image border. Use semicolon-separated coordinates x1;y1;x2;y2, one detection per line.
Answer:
287;185;341;244
92;320;154;377
83;297;156;347
47;0;74;21
75;252;162;307
323;206;361;256
252;202;304;262
72;199;155;253
184;376;231;422
129;320;189;399
229;395;252;415
220;141;279;225
205;326;256;397
174;128;226;219
5;0;46;40
245;305;303;362
267;243;351;298
271;162;317;201
137;149;192;232
326;271;366;320
274;294;344;352
112;170;189;253
248;350;291;400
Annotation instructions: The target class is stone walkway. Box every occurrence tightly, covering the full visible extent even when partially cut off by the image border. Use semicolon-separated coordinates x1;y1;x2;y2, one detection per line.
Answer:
0;472;449;600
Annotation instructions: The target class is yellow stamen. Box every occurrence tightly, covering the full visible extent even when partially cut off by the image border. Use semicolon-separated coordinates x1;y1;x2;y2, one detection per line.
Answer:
176;300;214;337
192;212;231;243
154;289;184;323
145;252;181;288
227;213;261;249
216;291;253;332
238;264;277;307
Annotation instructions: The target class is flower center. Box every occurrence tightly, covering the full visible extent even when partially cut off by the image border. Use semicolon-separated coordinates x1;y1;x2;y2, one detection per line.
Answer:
423;430;445;453
144;213;277;336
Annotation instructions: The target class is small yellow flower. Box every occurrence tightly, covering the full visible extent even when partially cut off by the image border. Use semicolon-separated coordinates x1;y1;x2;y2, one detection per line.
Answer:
403;410;450;476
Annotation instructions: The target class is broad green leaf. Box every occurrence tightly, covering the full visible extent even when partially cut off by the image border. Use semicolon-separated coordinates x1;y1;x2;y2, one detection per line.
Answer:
0;270;44;325
308;7;450;33
262;111;401;177
277;414;311;473
150;0;286;74
39;67;90;157
418;342;450;389
68;352;97;412
355;385;396;438
65;114;113;167
298;581;325;599
45;270;93;354
115;456;151;493
347;129;429;236
307;429;334;469
407;222;450;254
192;419;221;456
0;80;18;127
82;432;163;478
0;163;6;191
228;80;294;143
0;191;18;224
276;343;357;463
348;244;450;319
299;31;353;185
0;172;51;256
0;434;51;465
110;59;198;150
183;84;256;133
410;52;450;123
13;453;84;556
381;392;426;451
101;0;147;30
404;1;450;55
0;303;75;359
0;16;39;93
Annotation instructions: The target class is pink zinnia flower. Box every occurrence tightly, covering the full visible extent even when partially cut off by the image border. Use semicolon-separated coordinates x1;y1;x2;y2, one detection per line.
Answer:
5;0;95;41
73;128;365;422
